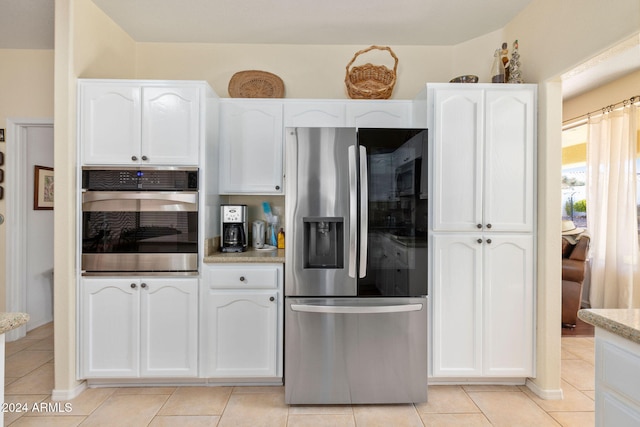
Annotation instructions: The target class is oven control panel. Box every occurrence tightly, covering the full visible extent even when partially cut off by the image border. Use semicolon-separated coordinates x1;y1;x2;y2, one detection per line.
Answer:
82;168;198;191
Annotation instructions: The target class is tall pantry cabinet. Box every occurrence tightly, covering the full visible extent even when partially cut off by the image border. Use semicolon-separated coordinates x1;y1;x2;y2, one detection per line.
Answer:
427;83;536;379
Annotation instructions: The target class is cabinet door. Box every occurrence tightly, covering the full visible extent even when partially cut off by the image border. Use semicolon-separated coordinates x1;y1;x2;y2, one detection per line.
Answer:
81;278;140;378
484;89;535;232
432;234;483;377
80;84;141;165
483;235;534;377
432;89;484;231
141;86;200;165
346;101;412;128
284;101;346;127
219;100;284;194
207;291;279;377
140;278;198;377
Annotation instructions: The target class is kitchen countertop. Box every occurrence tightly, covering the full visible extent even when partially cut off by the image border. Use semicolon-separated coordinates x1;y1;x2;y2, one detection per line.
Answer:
578;308;640;344
0;312;30;334
204;247;285;264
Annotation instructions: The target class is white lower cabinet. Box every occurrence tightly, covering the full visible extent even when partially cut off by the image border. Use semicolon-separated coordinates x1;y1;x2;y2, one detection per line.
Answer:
81;277;198;378
595;330;640;427
432;234;534;378
203;264;283;380
207;291;279;377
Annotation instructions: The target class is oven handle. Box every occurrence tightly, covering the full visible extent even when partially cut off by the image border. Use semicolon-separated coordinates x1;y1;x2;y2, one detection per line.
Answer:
82;191;198;212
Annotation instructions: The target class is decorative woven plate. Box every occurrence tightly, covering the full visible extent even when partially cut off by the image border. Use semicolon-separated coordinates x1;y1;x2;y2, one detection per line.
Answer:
228;70;285;98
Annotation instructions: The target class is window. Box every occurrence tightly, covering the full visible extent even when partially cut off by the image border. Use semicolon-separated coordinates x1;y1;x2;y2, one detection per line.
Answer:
562;122;640;235
562;124;587;229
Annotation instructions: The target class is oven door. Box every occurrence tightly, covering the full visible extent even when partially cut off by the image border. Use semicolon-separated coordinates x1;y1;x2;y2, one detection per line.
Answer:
82;191;198;275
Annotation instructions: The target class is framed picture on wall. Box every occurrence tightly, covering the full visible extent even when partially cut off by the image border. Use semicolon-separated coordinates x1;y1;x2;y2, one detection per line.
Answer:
34;165;54;210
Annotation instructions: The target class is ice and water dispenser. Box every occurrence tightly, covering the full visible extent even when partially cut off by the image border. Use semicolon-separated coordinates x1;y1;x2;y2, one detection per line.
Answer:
303;217;344;268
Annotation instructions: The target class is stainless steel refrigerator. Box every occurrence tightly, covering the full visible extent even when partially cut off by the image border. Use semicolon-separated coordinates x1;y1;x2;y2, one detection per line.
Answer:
284;127;428;404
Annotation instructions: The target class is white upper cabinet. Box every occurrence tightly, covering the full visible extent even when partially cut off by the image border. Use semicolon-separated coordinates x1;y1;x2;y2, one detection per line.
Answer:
219;99;284;194
431;85;536;232
483;89;535;233
140;86;200;165
80;83;141;165
79;81;203;166
346;101;412;128
284;101;346;127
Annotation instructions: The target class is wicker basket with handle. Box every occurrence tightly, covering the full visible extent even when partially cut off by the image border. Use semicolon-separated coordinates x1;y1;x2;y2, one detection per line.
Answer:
345;45;398;99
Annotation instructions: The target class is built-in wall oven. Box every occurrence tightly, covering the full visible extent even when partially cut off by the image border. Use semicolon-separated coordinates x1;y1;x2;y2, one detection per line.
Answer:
81;167;199;275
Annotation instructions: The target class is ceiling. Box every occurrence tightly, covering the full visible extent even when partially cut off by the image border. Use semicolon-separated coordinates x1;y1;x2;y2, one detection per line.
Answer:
1;0;638;98
1;0;534;48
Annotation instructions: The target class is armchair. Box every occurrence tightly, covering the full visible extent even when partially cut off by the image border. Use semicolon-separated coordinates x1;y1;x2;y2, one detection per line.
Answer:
562;235;590;328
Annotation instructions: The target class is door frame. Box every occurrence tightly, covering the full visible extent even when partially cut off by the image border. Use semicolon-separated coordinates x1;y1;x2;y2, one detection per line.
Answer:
5;118;54;341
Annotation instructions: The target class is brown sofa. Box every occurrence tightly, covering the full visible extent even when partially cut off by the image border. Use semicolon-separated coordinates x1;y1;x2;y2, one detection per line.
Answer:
562;236;590;328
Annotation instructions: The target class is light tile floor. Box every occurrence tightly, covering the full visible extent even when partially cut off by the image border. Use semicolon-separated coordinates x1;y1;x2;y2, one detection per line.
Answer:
4;323;595;426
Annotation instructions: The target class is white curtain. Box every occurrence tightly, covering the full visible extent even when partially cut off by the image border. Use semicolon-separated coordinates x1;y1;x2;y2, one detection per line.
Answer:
587;103;640;308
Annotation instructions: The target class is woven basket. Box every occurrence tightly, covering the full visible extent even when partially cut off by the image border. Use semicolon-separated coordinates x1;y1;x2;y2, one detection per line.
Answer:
228;70;285;98
345;45;398;99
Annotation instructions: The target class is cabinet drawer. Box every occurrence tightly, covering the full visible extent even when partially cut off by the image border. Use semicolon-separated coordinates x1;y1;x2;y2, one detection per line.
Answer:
206;265;280;289
599;340;640;404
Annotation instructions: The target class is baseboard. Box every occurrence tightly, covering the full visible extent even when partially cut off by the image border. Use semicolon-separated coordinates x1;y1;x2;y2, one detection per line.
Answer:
51;381;87;401
525;378;564;400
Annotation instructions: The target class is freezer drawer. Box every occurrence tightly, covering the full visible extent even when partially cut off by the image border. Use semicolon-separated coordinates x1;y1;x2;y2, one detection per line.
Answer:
285;297;428;404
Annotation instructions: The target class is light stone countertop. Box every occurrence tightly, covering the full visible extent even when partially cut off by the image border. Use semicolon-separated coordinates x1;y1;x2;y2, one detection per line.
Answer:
204;247;285;264
578;308;640;344
0;312;30;334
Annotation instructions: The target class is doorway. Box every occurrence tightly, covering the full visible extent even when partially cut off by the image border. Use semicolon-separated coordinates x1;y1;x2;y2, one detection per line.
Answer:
5;119;54;341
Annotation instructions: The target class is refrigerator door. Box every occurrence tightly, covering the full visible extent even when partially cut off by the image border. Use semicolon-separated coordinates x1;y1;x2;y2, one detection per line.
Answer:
285;297;428;404
358;128;429;297
285;127;357;297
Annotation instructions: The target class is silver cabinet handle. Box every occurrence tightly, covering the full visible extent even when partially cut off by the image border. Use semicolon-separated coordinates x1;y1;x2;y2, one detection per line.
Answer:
141;155;148;161
486;223;492;229
290;303;423;314
130;283;137;289
141;283;147;288
131;156;138;161
486;239;492;244
477;239;483;244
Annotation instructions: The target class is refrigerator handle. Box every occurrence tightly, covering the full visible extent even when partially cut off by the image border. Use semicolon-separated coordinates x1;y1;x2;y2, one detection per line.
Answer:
291;303;424;314
359;146;369;278
348;145;358;278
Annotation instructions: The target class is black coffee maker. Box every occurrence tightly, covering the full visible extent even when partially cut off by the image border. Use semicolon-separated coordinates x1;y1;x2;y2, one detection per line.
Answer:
221;204;248;252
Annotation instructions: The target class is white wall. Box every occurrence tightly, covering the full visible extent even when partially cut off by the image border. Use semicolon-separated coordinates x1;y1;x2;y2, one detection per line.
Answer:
135;43;457;99
26;126;54;330
0;49;54;313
